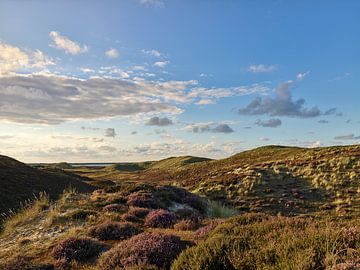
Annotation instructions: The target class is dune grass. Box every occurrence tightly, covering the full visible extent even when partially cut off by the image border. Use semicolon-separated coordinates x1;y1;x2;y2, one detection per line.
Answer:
1;192;50;236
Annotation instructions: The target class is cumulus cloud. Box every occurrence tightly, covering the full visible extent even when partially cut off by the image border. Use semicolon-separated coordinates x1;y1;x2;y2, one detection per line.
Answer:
248;64;276;73
104;128;116;137
238;80;330;118
153;61;170;68
49;31;89;55
183;123;234;134
0;43;54;74
146;116;173;126
334;134;360;140
255;118;282;128
105;48;119;58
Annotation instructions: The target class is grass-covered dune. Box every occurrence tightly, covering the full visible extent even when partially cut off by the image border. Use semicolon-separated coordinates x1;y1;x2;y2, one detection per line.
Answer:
0;155;95;217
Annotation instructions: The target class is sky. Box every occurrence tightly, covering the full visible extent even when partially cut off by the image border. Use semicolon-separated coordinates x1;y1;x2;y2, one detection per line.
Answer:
0;0;359;163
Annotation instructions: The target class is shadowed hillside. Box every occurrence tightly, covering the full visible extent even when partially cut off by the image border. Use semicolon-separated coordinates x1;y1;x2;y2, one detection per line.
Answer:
0;155;95;216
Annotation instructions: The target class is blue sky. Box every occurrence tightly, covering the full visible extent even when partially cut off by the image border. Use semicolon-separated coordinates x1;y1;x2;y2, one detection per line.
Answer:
0;0;359;162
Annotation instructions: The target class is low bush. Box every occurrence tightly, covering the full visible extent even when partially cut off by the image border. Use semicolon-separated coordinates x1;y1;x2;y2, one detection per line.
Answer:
128;207;150;218
89;221;141;241
127;191;160;209
174;219;201;231
144;209;177;228
52;237;104;262
171;214;360;270
97;232;188;270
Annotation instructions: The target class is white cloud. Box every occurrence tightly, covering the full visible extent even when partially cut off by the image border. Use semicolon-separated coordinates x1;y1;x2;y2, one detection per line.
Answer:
142;49;161;57
105;48;119;58
154;61;170;68
80;68;95;73
138;0;164;7
248;64;276;73
195;99;215;105
296;71;310;81
0;43;54;75
49;31;89;55
0;73;199;124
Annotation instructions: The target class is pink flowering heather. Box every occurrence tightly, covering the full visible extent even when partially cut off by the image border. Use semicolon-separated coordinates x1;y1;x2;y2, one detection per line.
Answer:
126;191;160;209
97;232;188;270
52;237;104;262
144;209;177;228
89;221;141;241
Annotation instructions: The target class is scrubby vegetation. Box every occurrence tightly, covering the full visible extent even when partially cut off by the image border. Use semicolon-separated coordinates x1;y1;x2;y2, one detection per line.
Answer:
171;213;360;270
89;221;140;240
0;145;359;269
145;209;177;228
97;232;189;269
52;237;104;262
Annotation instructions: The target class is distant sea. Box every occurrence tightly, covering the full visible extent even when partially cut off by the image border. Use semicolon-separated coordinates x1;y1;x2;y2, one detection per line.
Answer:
70;163;115;167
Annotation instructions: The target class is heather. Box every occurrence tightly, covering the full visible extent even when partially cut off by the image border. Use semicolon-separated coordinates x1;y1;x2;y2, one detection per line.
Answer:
97;232;188;269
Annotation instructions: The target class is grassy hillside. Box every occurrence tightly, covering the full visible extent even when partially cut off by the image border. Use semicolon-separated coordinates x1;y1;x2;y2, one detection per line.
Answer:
0;155;95;217
0;147;359;269
66;145;360;217
167;145;360;217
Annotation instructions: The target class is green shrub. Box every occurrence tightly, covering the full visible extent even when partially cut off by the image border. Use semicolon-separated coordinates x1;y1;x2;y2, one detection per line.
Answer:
171;214;360;270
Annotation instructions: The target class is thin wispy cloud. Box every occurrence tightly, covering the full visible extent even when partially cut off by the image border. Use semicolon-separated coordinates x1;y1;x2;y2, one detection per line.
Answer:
142;49;162;57
154;61;170;68
49;31;89;55
334;134;360;140
248;64;276;73
138;0;164;7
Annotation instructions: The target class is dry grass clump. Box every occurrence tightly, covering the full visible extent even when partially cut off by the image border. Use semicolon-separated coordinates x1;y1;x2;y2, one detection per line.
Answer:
102;203;126;213
89;221;141;241
1;192;49;235
144;209;177;228
97;232;189;270
52;237;104;263
174;219;201;231
206;200;238;218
